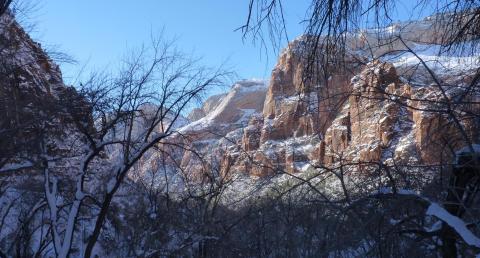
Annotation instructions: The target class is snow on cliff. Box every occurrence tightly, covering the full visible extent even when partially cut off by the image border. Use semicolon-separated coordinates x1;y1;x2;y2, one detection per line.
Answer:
180;79;268;132
382;42;480;74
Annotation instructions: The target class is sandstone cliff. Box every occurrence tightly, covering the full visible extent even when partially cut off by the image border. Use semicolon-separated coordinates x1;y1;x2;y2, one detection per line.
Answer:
173;16;480;179
0;12;90;173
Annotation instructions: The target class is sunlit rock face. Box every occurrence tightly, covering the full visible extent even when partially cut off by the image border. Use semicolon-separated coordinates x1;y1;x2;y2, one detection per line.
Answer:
324;61;411;165
218;38;358;176
136;79;269;181
173;15;480;178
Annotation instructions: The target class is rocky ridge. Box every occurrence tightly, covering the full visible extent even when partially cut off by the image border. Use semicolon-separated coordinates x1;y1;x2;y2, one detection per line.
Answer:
0;12;90;173
176;16;480;179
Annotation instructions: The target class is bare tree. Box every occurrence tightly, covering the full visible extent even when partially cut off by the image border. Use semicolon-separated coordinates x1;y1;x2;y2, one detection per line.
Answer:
0;0;12;17
235;1;480;257
37;35;228;257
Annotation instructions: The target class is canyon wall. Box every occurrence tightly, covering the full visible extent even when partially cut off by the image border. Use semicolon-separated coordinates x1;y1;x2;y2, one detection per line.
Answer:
176;17;480;179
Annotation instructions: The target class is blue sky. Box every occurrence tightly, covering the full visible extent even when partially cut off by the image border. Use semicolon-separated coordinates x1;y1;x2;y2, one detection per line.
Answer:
31;1;429;88
32;1;310;85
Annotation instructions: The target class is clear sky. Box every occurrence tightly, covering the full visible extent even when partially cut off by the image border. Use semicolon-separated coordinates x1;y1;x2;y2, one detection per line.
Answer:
29;1;428;89
31;1;310;86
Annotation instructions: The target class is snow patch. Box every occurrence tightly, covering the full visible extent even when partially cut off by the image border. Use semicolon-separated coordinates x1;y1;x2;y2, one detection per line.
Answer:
427;203;480;248
179;80;266;132
383;43;480;74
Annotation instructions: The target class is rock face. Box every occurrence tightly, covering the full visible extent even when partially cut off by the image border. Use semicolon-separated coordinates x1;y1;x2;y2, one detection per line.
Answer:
135;80;268;180
187;93;226;122
173;16;480;178
0;12;91;168
324;61;410;165
183;80;267;133
261;38;354;141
